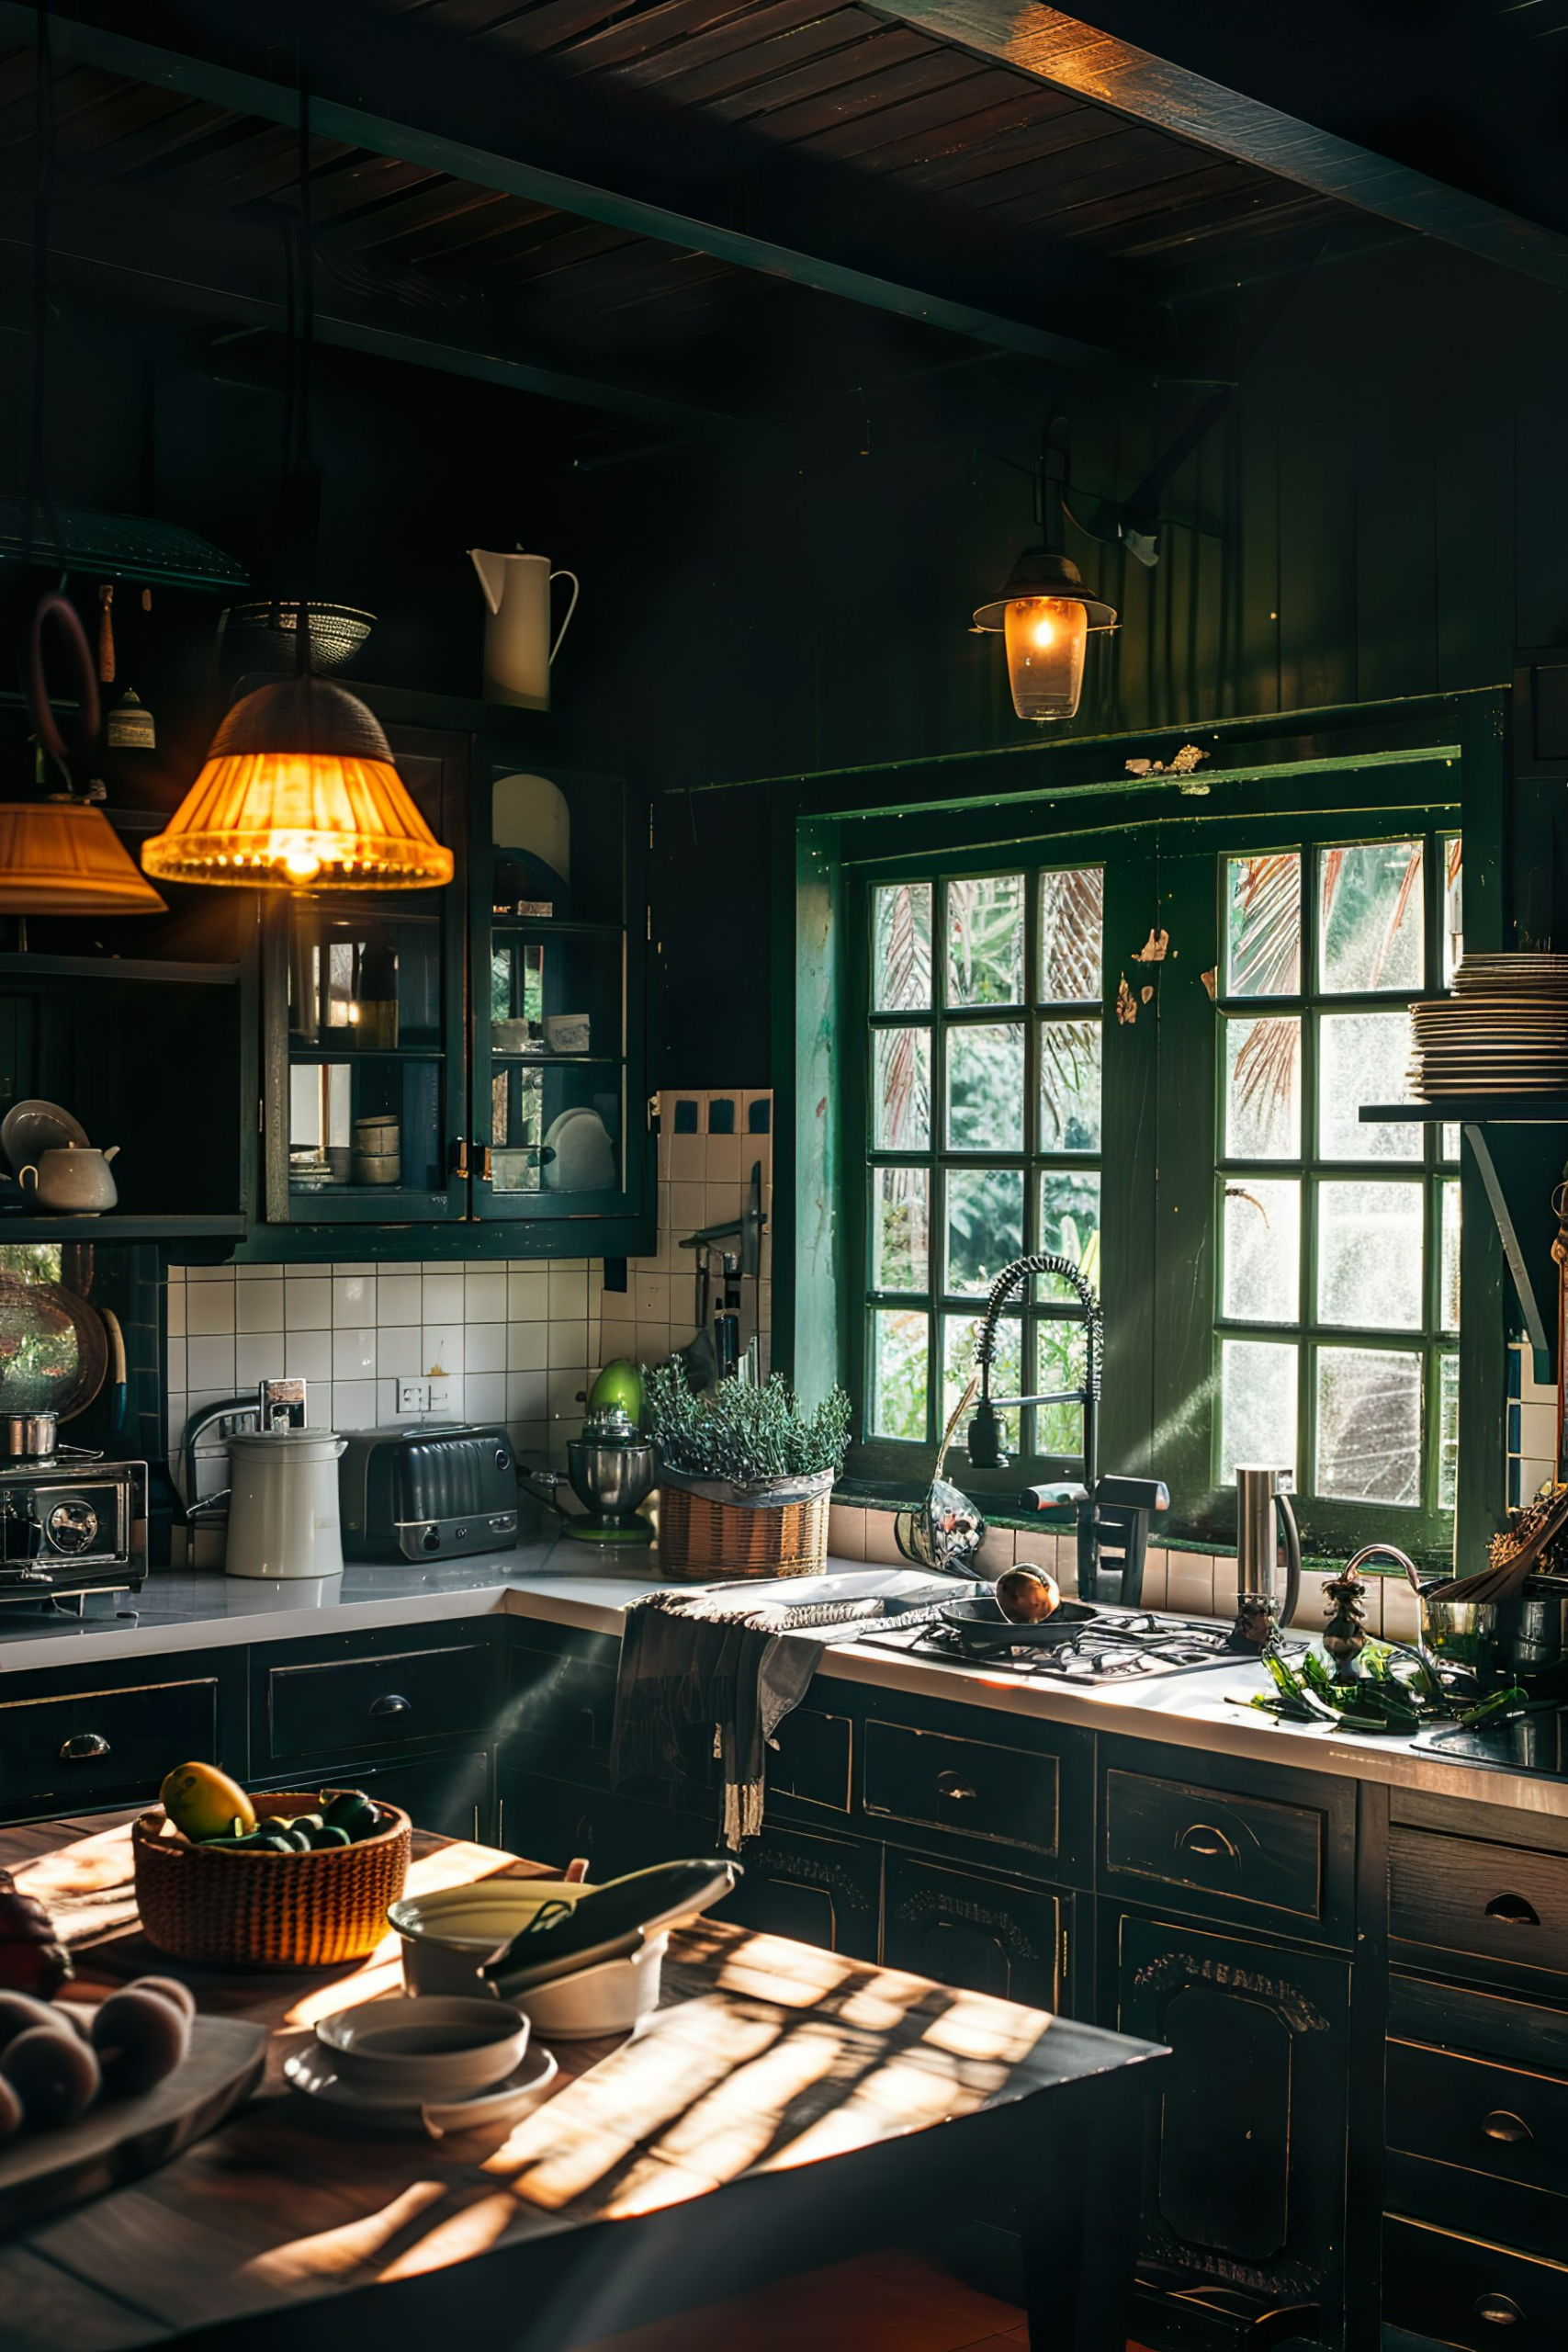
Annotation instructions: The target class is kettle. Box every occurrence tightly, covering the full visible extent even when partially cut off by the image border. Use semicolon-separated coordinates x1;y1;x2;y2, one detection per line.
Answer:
225;1428;347;1579
18;1142;119;1216
1232;1464;1303;1642
468;548;580;709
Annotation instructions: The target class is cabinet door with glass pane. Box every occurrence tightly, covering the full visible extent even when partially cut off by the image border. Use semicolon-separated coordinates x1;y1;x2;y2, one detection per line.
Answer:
262;734;468;1225
469;760;647;1225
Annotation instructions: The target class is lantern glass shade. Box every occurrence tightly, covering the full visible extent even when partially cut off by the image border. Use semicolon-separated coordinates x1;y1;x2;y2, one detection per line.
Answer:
0;802;167;915
142;678;454;891
1002;596;1089;722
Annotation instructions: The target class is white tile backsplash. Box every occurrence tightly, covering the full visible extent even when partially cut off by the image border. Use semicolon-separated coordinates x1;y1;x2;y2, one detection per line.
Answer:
603;1089;773;1382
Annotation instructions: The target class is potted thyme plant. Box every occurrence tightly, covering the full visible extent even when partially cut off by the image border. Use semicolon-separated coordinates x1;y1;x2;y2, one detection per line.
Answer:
641;1365;852;1577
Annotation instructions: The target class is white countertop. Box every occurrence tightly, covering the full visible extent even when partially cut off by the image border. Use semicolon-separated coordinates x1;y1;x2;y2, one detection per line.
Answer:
1;1546;1559;1820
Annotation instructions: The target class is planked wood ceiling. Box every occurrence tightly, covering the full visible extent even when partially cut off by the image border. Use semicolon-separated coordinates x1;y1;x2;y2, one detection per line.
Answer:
0;3;1377;413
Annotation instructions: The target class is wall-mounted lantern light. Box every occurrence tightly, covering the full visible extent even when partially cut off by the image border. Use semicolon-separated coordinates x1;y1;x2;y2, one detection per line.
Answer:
972;418;1116;724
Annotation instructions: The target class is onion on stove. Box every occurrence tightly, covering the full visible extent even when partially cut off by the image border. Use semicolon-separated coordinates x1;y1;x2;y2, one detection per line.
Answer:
995;1565;1061;1623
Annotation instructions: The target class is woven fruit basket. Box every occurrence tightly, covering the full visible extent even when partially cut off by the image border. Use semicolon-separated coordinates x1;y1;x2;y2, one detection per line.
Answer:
656;1468;833;1579
131;1792;412;1969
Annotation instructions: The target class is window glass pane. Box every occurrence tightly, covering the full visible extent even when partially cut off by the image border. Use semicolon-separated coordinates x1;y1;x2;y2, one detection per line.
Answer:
1317;1180;1424;1329
1441;1122;1461;1161
1040;866;1103;1001
1443;836;1463;988
948;876;1024;1007
945;1168;1024;1296
1039;1018;1101;1150
1440;1178;1461;1332
871;1167;929;1292
1315;1346;1421;1503
873;883;931;1012
1225;853;1301;997
1033;1318;1087;1457
1038;1170;1101;1300
1438;1351;1459;1511
1220;1338;1298;1481
869;1308;929;1441
943;1311;1021;1434
947;1022;1025;1150
1224;1016;1301;1159
874;1027;930;1150
1319;841;1423;993
1222;1179;1301;1323
1318;1011;1421;1160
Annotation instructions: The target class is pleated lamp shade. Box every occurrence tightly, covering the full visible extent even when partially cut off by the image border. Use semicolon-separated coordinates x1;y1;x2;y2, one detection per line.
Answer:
142;676;454;891
0;801;167;915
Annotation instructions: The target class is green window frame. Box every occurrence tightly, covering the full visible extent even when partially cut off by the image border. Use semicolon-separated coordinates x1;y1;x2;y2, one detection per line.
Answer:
832;768;1489;1565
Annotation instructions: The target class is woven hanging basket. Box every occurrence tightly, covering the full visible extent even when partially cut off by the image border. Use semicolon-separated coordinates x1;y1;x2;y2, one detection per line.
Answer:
656;1470;833;1579
131;1793;412;1969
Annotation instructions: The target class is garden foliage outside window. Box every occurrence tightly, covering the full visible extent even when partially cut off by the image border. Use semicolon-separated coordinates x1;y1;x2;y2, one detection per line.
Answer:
858;826;1461;1534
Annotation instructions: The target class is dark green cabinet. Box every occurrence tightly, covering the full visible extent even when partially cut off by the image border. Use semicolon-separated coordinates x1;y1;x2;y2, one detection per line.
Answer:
1107;1908;1351;2345
882;1847;1070;2010
246;693;654;1259
714;1818;882;1961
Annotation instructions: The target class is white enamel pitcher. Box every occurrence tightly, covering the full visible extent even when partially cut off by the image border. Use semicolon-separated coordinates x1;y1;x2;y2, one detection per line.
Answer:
468;547;580;710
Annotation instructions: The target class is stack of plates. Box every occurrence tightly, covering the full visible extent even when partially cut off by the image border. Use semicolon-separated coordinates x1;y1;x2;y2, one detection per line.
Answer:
1411;955;1568;1098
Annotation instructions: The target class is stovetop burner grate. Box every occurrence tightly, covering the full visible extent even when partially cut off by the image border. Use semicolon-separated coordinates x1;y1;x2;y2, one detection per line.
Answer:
858;1604;1269;1680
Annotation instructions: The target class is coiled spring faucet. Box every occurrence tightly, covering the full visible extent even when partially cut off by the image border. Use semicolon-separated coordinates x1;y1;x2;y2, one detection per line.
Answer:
967;1251;1102;1476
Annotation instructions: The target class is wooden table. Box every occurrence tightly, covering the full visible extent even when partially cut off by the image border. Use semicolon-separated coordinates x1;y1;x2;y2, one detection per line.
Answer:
0;1812;1166;2352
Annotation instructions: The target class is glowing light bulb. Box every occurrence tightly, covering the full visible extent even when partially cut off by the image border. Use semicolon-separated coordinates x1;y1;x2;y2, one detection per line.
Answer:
281;842;322;880
1032;614;1056;649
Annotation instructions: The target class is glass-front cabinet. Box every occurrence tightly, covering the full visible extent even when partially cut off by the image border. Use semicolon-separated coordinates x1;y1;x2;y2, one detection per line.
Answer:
258;711;649;1252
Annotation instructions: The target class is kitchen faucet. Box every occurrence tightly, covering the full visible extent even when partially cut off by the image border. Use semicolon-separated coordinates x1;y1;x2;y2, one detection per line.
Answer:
965;1251;1101;1478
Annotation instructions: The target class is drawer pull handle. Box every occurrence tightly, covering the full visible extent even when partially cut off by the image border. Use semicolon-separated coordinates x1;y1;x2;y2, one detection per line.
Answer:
58;1732;109;1760
935;1770;977;1802
1484;1893;1540;1927
369;1693;412;1719
1474;2297;1524;2327
1179;1822;1237;1861
1483;2110;1534;2144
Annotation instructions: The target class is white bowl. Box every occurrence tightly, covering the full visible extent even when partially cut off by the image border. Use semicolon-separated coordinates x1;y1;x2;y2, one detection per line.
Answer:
390;1880;667;2039
315;1994;527;2097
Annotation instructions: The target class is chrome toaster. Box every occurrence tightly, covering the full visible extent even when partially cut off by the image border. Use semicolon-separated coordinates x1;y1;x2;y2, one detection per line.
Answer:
337;1423;519;1562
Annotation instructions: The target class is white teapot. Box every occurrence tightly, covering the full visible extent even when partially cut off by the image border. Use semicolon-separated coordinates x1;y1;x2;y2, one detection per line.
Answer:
19;1143;119;1215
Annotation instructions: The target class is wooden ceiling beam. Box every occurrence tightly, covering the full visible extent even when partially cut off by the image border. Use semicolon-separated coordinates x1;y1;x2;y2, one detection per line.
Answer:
863;1;1568;289
0;0;1159;374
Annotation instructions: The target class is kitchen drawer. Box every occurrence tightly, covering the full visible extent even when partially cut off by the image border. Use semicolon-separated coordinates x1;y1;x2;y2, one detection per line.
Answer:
863;1717;1058;1857
882;1847;1065;2010
1388;1974;1568;2075
256;1750;491;1844
1388;2036;1568;2199
1389;1826;1568;1981
768;1708;852;1814
1103;1766;1322;1924
1383;2214;1568;2352
506;1637;615;1758
0;1675;220;1813
263;1643;491;1765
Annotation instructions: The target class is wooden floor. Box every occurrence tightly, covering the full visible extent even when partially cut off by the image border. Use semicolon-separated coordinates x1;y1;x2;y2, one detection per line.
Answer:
576;2248;1154;2351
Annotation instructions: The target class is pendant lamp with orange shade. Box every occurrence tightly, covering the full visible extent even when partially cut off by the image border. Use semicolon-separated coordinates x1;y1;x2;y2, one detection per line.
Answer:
0;594;167;930
141;670;453;892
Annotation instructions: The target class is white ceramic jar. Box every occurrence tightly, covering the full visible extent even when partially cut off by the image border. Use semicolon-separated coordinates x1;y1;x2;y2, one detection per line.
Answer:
225;1429;346;1579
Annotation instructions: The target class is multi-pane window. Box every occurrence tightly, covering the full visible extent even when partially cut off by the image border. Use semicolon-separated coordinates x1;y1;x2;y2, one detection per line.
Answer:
864;867;1103;1466
1215;834;1461;1513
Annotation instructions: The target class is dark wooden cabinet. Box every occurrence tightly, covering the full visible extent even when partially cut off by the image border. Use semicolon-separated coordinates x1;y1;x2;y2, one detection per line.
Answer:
1106;1907;1351;2344
255;1747;492;1843
261;1638;495;1767
882;1847;1070;2010
0;1651;245;1821
714;1817;881;1961
1382;2214;1568;2352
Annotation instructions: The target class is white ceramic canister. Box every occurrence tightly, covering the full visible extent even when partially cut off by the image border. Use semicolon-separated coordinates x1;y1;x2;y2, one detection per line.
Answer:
225;1429;346;1579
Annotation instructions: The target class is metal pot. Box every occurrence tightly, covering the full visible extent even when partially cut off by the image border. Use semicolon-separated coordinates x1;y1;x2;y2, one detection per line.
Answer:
1417;1573;1568;1683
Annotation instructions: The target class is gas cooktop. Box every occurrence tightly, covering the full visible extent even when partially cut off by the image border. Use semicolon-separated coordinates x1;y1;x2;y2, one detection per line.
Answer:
858;1604;1269;1681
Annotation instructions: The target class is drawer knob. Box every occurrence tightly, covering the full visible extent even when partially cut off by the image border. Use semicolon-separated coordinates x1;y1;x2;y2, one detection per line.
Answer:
1179;1822;1237;1862
1475;2296;1524;2327
1483;2110;1534;2145
935;1770;977;1802
58;1731;109;1760
369;1692;412;1719
1484;1893;1540;1927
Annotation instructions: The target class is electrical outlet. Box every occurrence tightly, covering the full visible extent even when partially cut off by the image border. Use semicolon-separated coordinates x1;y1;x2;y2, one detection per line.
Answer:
427;1376;454;1413
396;1379;430;1416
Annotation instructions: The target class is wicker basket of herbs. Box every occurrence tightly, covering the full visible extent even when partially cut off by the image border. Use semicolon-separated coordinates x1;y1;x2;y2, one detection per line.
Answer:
645;1367;851;1577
